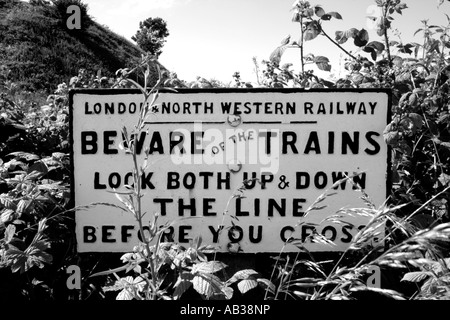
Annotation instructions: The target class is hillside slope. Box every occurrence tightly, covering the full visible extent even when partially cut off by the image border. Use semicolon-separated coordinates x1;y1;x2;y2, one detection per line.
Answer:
0;0;145;92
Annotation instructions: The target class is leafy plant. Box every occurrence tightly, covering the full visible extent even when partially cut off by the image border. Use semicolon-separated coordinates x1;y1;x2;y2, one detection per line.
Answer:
402;257;450;300
84;55;234;300
131;17;169;57
0;150;72;299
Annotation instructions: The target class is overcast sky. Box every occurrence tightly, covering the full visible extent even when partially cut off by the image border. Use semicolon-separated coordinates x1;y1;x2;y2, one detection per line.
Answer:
71;1;450;83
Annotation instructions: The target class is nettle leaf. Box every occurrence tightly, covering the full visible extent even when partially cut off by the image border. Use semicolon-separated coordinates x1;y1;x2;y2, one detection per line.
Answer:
256;278;276;293
420;277;436;296
0;194;17;211
37;181;63;191
24;251;52;271
237;279;258;294
113;276;145;296
431;258;450;274
192;261;227;274
103;279;126;292
222;286;234;300
23;239;53;270
192;273;223;298
354;29;369;47
4;224;16;243
51;152;66;160
1;209;15;224
116;289;133;300
227;269;259;284
6;219;53;273
17;199;34;215
401;271;432;283
304;20;321;41
7;248;28;273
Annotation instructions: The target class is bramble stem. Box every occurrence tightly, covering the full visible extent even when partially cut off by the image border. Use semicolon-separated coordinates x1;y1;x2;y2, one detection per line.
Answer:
321;28;358;61
300;16;305;73
382;3;393;67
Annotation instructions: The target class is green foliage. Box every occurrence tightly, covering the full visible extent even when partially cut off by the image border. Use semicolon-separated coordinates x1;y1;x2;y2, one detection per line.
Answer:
97;238;228;300
271;1;342;74
131;17;169;57
402;258;450;299
3;219;52;274
0;0;143;92
0;149;71;299
0;81;69;157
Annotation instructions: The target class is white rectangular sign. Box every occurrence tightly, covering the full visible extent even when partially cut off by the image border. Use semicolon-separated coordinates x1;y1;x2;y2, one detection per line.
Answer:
70;89;391;253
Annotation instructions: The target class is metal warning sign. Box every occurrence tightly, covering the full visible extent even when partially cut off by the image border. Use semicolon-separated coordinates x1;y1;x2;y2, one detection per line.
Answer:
70;88;391;253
